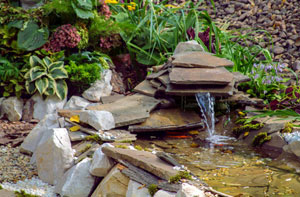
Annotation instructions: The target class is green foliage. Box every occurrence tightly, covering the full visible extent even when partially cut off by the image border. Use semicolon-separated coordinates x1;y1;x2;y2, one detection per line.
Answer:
282;122;293;133
71;0;94;19
85;134;103;144
0;184;2;190
15;190;38;197
24;55;68;100
233;122;264;137
252;132;271;146
17;20;49;51
75;23;89;50
147;184;158;197
169;171;192;183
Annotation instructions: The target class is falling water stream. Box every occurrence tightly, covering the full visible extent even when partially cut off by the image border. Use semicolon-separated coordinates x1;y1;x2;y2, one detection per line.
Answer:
195;92;235;145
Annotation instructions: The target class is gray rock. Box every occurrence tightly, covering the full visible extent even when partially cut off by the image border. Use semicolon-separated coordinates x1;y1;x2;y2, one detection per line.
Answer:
89;143;114;177
175;183;205;197
32;93;66;120
287;141;300;157
173;41;204;56
0;97;5;119
36;128;74;185
273;46;285;55
0;97;23;121
64;96;91;110
55;158;95;197
82;70;112;102
20;114;59;154
126;180;151;197
20;0;43;9
154;190;176;197
292;60;300;71
79;110;115;131
225;7;235;14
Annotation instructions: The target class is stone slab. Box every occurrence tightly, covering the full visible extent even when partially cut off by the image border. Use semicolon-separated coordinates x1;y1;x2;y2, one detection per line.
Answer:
133;80;157;97
172;52;233;68
165;82;234;96
102;147;178;180
169;67;233;85
232;72;250;84
68;130;88;142
147;69;168;80
158;74;170;86
129;108;203;133
150;79;165;89
101;94;125;104
87;94;161;127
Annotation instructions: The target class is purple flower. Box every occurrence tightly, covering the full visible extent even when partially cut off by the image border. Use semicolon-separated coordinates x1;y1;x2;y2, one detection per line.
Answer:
266;64;273;71
187;27;195;40
275;76;282;82
253;63;258;68
260;64;265;70
254;74;259;79
266;79;271;84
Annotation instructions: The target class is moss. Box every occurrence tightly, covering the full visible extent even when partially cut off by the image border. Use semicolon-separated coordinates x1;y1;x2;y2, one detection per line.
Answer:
233;123;264;137
15;190;39;197
118;140;133;143
134;145;143;151
79;144;92;153
169;171;192;183
148;184;158;196
0;185;2;190
115;144;129;149
85;134;103;144
282;122;293;133
252;132;271;146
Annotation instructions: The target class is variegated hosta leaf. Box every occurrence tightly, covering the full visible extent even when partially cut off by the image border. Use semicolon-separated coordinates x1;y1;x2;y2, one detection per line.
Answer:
50;67;68;79
42;57;52;68
23;71;30;80
55;79;68;100
25;80;36;94
35;77;48;95
44;76;56;96
29;55;44;68
29;67;46;82
49;61;64;71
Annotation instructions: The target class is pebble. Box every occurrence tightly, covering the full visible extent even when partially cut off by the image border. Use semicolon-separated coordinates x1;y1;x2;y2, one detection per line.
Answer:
273;46;285;55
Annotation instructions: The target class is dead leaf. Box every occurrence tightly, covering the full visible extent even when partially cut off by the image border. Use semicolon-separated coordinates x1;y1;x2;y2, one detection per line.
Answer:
70;115;80;123
70;125;81;132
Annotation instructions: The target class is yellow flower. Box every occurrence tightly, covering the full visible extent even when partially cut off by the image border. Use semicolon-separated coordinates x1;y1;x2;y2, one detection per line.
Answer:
164;4;179;8
105;0;118;4
127;2;136;11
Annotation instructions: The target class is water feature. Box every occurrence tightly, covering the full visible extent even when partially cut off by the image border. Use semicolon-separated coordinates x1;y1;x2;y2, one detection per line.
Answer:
195;92;235;145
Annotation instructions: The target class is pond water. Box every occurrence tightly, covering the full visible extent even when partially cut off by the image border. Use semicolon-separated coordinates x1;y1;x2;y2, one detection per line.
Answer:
134;119;300;196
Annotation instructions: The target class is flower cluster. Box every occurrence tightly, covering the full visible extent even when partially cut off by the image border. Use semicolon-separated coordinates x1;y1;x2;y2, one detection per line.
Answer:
99;34;122;51
127;2;136;11
251;63;285;86
100;3;112;19
105;0;118;4
44;24;81;52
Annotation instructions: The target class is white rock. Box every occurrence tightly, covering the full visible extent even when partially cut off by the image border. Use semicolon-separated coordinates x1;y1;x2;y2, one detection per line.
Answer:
289;141;300;157
126;180;151;197
36;128;74;185
89;143;114;177
0;97;6;119
154;190;176;197
79;110;115;131
32;93;66;120
0;97;23;121
173;40;204;56
176;183;205;197
82;69;112;102
20;114;59;154
55;158;95;197
64;96;91;110
91;164;130;197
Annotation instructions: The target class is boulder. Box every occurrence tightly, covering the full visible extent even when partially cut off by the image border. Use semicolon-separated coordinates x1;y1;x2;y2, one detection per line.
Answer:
35;128;74;185
285;141;300;157
154;190;176;197
20;0;44;9
91;164;130;197
175;183;205;197
262;132;287;157
126;180;151;197
82;70;112;102
55;158;95;197
64;96;91;110
20;114;59;154
173;40;204;55
0;97;23;121
79;110;115;131
89;143;115;177
32;93;66;120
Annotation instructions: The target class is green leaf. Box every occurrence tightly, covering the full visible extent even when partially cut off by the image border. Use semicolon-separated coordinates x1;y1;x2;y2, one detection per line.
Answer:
71;0;94;19
75;0;93;10
35;77;48;95
3;92;10;97
29;55;44;68
45;77;55;96
7;20;24;29
49;61;64;71
43;57;52;67
17;21;49;51
50;68;68;79
25;81;36;94
55;79;68;100
29;67;46;82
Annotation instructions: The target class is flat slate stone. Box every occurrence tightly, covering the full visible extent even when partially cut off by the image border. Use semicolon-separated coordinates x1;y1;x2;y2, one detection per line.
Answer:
232;72;251;84
165;81;234;96
86;94;160;127
169;67;233;85
158;74;170;86
146;69;168;80
133;80;157;97
129;108;203;133
150;79;165;89
101;94;125;104
172;52;233;68
102;147;178;180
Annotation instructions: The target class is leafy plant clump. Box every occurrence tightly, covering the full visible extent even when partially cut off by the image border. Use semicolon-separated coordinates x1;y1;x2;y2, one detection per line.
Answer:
85;134;103;144
252;132;271;146
24;55;68;100
233;123;264;137
282;122;293;133
15;190;39;197
147;184;158;197
0;184;2;190
169;171;192;183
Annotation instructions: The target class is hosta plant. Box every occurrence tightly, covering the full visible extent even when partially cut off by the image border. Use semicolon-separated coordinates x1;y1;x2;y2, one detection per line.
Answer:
24;55;68;100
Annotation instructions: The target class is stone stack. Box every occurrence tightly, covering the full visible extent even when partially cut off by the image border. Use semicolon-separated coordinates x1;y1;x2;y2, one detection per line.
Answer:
134;51;241;97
